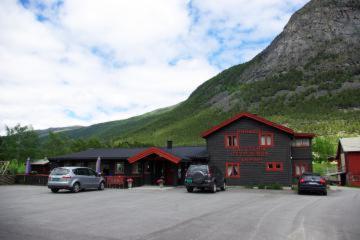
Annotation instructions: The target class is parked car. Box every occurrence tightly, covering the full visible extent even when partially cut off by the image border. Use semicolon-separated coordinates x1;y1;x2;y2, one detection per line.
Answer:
48;167;105;193
298;172;327;195
184;164;226;193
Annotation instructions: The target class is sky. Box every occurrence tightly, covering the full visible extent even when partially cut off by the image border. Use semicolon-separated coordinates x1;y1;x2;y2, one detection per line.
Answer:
0;0;310;133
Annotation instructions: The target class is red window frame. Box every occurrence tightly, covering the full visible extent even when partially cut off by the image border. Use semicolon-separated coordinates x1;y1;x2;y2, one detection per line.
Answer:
293;162;308;176
259;131;274;147
266;162;283;172
225;162;240;178
224;133;239;149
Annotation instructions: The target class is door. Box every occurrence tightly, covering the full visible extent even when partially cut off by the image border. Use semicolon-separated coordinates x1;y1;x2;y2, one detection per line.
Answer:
87;168;99;188
164;162;175;186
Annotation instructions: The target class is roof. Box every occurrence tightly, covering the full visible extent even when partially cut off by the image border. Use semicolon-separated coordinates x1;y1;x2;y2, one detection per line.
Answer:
128;147;181;164
201;112;315;139
201;112;295;138
339;137;360;152
30;159;49;165
48;146;208;162
294;133;316;138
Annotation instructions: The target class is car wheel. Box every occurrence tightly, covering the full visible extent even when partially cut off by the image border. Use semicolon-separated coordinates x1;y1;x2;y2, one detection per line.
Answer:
220;182;226;191
323;190;327;196
51;189;59;193
186;187;193;193
72;182;81;193
98;181;105;191
211;183;217;193
298;190;302;195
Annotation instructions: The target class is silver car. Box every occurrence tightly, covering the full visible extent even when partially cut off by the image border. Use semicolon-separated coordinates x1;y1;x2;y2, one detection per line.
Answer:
48;167;105;193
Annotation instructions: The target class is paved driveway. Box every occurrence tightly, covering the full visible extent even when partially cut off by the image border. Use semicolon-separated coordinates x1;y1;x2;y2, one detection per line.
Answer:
0;185;359;240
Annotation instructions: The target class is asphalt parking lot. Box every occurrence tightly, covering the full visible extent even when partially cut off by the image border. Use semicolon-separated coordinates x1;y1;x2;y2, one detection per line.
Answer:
0;185;359;240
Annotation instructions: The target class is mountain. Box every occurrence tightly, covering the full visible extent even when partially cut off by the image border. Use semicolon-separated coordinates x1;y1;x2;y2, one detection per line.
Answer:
36;126;83;138
53;0;360;146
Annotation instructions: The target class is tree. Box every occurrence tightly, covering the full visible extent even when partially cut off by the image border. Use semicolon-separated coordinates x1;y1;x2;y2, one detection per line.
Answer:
312;137;336;162
0;124;40;162
43;132;70;157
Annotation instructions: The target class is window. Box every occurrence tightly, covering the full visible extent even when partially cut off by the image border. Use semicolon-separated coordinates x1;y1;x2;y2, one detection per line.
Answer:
266;162;283;172
225;134;239;148
116;162;125;174
225;162;240;178
260;132;273;147
132;162;142;174
293;163;308;176
292;138;310;147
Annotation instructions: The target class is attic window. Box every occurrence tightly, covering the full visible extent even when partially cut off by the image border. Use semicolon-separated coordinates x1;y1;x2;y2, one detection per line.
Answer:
260;132;273;147
225;134;239;148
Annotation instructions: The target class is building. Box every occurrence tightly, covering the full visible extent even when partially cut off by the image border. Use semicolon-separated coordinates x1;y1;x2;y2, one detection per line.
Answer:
49;112;315;186
334;137;360;187
30;159;50;174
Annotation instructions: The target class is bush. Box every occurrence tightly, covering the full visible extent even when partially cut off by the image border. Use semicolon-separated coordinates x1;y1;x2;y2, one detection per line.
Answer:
7;160;25;175
266;183;283;190
258;184;266;189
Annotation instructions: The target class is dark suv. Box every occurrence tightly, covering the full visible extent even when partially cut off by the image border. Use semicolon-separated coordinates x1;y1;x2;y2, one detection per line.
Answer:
184;164;226;193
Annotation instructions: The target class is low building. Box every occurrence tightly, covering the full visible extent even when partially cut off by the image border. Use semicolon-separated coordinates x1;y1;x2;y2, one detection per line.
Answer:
30;159;50;174
49;112;315;186
334;137;360;187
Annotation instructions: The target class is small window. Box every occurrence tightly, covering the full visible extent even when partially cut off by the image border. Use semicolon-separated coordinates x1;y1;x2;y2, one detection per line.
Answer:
260;132;273;147
132;162;142;174
226;162;240;178
266;162;283;172
225;134;239;148
292;138;310;147
116;162;125;174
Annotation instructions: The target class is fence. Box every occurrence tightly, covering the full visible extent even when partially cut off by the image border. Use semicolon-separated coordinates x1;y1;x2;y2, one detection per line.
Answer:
0;175;15;185
15;174;49;186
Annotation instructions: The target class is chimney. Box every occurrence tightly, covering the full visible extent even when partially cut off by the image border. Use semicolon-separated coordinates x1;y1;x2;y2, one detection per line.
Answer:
167;140;173;149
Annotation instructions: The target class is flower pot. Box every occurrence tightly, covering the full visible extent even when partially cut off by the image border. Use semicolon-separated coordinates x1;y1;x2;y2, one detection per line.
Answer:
128;182;132;189
159;182;164;188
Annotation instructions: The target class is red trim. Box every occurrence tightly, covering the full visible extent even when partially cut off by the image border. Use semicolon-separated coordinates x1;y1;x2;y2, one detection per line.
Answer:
259;131;274;147
201;112;295;138
266;162;283;172
128;147;181;164
294;133;316;138
225;162;240;178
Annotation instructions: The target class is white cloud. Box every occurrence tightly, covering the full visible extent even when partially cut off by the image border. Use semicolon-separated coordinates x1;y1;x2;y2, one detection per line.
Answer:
0;0;309;134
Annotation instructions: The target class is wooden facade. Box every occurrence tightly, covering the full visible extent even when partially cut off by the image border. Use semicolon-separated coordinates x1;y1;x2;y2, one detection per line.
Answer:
203;113;314;186
335;137;360;187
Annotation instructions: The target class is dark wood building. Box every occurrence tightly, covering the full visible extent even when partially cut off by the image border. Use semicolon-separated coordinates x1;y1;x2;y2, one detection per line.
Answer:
202;112;314;186
49;112;314;186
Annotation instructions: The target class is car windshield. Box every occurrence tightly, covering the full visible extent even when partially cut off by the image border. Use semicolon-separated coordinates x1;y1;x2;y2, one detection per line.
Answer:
188;165;208;173
303;175;321;181
51;168;70;175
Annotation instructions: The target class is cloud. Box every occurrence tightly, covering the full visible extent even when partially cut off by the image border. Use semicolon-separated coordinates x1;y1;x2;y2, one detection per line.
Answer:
0;0;309;133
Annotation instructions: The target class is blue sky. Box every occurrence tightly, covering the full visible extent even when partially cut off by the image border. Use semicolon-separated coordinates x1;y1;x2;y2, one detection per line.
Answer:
0;0;309;132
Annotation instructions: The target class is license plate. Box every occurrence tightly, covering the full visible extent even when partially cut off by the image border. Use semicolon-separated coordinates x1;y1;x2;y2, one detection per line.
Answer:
309;182;318;185
51;178;60;181
185;178;192;183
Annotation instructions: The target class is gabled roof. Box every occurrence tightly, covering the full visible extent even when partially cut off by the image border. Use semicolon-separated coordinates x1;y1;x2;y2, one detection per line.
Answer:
48;146;207;162
201;112;295;138
128;147;181;164
340;137;360;152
